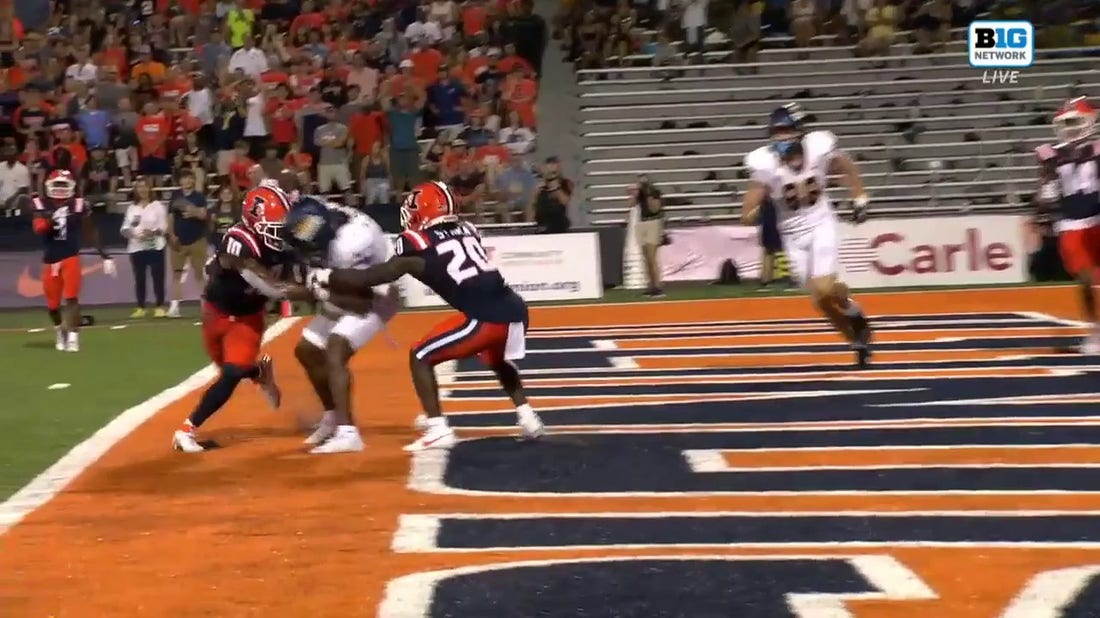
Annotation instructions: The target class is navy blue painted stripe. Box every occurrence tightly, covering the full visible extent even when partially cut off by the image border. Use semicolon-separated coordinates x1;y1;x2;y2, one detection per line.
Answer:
527;313;1049;333
434;515;1100;548
525;336;1079;354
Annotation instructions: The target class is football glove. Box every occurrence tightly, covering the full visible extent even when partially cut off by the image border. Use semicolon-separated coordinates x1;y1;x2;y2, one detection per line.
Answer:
851;194;870;224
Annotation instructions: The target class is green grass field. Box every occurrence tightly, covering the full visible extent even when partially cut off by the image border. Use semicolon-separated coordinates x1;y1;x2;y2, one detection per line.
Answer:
0;280;1071;501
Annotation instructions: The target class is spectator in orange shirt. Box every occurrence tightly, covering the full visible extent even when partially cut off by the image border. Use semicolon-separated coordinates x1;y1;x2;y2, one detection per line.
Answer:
265;83;301;156
385;59;426;102
98;32;130;79
498;43;535;76
441;138;476;179
283;141;313;186
461;0;489;38
349;97;386;170
227;139;257;192
291;0;327;39
502;66;537;127
136;101;173;176
131;47;167;84
408;39;445;86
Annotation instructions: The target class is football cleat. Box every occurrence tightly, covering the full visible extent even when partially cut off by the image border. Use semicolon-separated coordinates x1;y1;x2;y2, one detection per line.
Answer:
167;301;181;318
413;413;429;431
64;332;79;353
309;425;364;454
1080;332;1100;355
404;425;457;452
172;429;204;453
517;409;546;440
54;328;65;351
256;355;282;409
304;411;336;446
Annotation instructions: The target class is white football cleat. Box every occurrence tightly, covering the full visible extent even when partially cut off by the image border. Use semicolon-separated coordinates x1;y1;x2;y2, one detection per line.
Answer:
304;411;336;446
517;409;545;440
256;355;281;409
64;332;79;353
309;425;364;454
167;301;181;318
1082;332;1100;355
403;424;457;452
172;429;204;453
54;328;65;351
413;413;429;431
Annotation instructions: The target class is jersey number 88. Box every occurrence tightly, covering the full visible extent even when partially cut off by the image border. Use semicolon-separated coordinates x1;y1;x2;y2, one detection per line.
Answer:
781;177;822;211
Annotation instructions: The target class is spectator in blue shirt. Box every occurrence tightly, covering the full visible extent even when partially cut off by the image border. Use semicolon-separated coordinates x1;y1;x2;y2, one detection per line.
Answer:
166;169;210;318
427;67;467;132
458;113;496;147
76;96;112;150
494;156;538;223
385;90;426;193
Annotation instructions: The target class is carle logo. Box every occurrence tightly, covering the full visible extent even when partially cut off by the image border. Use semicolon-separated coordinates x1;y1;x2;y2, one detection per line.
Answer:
968;20;1034;68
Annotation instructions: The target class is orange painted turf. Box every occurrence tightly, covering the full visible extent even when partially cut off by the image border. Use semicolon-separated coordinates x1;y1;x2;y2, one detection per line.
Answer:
1;286;1098;617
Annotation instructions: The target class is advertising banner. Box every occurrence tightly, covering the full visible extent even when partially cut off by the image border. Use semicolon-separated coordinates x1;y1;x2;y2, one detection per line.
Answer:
398;232;604;308
654;215;1028;288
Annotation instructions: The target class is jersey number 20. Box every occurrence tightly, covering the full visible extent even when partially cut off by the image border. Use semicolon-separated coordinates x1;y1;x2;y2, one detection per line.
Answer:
437;237;496;285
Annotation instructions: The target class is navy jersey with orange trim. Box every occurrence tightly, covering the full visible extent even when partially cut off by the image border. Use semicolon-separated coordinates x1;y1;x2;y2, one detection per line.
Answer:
203;224;286;316
33;196;86;264
396;221;527;324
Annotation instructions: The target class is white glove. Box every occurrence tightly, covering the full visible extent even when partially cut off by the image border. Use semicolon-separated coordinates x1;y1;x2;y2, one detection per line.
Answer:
102;258;117;277
306;268;332;302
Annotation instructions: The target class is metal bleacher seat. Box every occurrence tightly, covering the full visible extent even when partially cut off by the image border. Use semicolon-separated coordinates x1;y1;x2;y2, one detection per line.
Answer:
577;29;1100;225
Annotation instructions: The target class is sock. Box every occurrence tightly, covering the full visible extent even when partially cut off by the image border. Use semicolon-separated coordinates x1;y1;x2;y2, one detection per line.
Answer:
66;331;78;345
48;309;62;327
843;298;863;318
426;416;449;430
181;419;196;433
516;403;534;417
187;371;245;428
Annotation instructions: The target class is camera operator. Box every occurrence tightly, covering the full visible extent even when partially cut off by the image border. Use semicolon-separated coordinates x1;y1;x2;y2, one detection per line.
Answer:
529;156;573;233
632;174;665;297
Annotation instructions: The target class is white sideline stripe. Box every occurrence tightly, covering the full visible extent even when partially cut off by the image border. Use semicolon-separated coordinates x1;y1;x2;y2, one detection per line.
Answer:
0;317;302;536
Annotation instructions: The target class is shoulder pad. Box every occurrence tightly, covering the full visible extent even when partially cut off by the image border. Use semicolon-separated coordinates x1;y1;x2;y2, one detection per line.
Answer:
222;226;262;259
803;130;838;158
395;230;430;256
744;146;774;173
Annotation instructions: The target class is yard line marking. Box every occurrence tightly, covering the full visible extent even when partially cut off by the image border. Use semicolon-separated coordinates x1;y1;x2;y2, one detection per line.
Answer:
26;328;45;333
0;317;301;536
110;325;127;330
46;383;70;390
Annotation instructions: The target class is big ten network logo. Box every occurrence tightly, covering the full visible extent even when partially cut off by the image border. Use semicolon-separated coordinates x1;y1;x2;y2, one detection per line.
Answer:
968;20;1034;85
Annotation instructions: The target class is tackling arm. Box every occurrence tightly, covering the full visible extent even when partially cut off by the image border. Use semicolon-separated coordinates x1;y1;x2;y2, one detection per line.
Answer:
321;256;426;296
221;253;310;300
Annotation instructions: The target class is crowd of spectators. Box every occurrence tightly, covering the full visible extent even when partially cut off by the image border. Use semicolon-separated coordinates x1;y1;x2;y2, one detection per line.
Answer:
0;0;554;230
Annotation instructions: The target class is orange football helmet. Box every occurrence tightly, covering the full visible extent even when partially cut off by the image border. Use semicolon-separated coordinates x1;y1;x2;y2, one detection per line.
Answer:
1054;97;1097;144
401;181;458;231
242;184;292;251
45;169;77;200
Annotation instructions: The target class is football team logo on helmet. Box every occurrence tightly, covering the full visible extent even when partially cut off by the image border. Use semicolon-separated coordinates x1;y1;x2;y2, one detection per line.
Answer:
242;184;292;251
1054;97;1097;145
401;181;459;232
45;169;77;200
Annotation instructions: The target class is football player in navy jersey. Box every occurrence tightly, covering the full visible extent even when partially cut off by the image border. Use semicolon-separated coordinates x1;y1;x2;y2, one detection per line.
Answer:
303;181;545;451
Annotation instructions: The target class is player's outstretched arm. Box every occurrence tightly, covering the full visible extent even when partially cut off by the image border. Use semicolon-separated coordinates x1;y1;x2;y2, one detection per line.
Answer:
325;256;426;295
740;181;767;226
829;151;869;221
222;253;312;301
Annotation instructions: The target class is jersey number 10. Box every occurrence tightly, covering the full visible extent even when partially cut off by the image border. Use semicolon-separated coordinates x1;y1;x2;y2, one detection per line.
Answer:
437;237;497;285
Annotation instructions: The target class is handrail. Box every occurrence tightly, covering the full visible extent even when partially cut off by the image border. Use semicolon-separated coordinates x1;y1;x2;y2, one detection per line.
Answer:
581;98;1067;126
585;168;1034;190
588;179;1019;202
585;158;1032;176
580;83;1100;113
579;69;1095;99
583;111;1048;139
578;44;1100;78
587;136;1045;164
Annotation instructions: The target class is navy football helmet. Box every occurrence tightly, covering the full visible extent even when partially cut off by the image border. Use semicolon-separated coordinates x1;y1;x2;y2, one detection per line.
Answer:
768;104;806;166
284;196;337;262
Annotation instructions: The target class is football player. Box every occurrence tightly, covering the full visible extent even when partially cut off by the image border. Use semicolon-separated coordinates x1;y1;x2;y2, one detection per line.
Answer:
284;196;401;454
301;181;545;451
1036;97;1100;353
173;182;312;453
30;169;116;352
741;104;873;368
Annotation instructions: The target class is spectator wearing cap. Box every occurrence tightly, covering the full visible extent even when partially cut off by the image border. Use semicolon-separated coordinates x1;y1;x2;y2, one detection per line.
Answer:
494;155;537;224
166;169;210;317
386;59;426;103
76;96;112;151
82;146;119;212
228;36;269;79
383;89;426;194
499;109;535;154
530;156;573;233
224;0;256;49
0;139;30;212
314;103;353;197
502;65;537;128
131;46;166;83
136;100;172;176
65;44;98;85
427;66;467;134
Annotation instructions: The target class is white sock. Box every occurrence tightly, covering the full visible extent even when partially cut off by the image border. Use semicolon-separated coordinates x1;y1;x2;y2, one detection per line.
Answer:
516;403;535;417
67;331;79;344
426;416;449;430
843;298;863;317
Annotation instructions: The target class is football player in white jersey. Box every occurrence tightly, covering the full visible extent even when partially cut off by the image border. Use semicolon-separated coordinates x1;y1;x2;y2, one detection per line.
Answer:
741;104;874;367
284;196;401;453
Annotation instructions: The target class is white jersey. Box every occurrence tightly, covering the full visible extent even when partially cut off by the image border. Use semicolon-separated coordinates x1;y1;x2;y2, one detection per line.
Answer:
318;202;392;317
744;129;839;237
